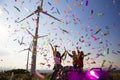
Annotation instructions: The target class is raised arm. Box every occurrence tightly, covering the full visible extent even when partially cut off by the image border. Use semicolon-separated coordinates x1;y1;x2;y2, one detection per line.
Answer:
76;47;81;54
61;50;67;58
67;52;73;57
49;43;56;56
63;47;73;58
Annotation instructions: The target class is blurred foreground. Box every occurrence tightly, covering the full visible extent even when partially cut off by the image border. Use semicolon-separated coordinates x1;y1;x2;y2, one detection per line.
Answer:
0;69;120;80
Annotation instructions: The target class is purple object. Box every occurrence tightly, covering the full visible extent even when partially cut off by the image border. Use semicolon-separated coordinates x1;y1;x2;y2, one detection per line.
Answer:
51;7;54;10
86;68;104;80
90;70;99;79
86;0;88;6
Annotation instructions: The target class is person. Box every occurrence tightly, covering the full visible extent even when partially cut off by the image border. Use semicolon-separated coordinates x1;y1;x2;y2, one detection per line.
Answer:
49;43;66;80
67;50;78;70
76;47;91;71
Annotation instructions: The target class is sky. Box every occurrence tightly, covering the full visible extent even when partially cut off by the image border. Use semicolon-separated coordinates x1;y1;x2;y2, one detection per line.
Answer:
0;0;120;71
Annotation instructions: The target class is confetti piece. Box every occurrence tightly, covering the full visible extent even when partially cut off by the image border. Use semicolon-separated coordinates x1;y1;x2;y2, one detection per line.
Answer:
118;44;120;46
14;6;20;12
47;64;51;68
24;7;29;12
3;8;9;14
36;71;45;79
107;48;109;54
91;61;96;64
96;26;100;31
112;50;118;55
51;22;54;24
99;42;103;44
64;10;67;14
117;51;120;53
36;0;41;4
48;2;52;6
55;0;59;4
90;29;93;32
118;12;120;16
74;0;77;6
21;1;24;4
91;35;97;41
91;9;94;14
66;21;69;25
86;0;88;6
59;28;69;34
32;18;37;21
15;0;20;2
98;12;101;17
50;7;54;10
102;30;110;36
98;12;104;17
77;3;81;7
43;41;46;45
56;8;60;14
94;28;101;34
18;0;20;3
67;4;72;10
101;60;106;67
96;53;101;58
81;0;84;5
40;62;45;65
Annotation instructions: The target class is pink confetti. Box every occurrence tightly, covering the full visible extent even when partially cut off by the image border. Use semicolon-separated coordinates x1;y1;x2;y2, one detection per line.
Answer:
91;35;97;41
47;64;51;68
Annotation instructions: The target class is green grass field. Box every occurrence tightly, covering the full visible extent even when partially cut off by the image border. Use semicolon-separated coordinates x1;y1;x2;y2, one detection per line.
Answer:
0;69;52;80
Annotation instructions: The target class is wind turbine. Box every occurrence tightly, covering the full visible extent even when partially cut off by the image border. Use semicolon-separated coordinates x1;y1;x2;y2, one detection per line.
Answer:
16;0;61;75
19;42;32;71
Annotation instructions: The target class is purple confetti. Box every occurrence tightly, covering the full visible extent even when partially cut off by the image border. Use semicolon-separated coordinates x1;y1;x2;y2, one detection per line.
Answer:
86;0;88;6
50;7;54;10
